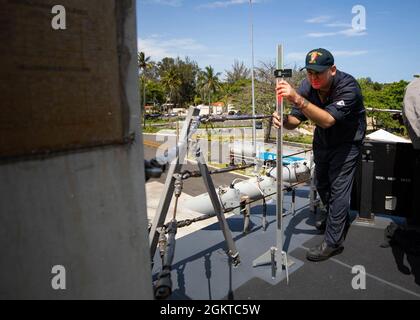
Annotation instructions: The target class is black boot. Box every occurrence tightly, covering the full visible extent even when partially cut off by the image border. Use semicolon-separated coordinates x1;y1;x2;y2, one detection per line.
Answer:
306;241;344;262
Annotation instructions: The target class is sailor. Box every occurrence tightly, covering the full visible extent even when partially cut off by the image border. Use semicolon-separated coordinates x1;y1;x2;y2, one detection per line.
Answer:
273;48;367;261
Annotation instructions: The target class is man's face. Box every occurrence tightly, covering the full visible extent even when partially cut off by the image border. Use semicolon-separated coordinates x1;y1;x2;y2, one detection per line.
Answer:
306;66;336;90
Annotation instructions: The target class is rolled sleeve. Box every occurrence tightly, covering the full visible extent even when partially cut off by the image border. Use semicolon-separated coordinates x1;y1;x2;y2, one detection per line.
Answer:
290;107;307;122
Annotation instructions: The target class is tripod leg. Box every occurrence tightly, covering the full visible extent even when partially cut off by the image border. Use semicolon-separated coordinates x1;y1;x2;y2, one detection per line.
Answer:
196;148;240;266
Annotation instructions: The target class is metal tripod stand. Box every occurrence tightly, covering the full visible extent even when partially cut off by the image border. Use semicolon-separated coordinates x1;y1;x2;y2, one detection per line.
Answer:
149;106;240;267
252;44;294;283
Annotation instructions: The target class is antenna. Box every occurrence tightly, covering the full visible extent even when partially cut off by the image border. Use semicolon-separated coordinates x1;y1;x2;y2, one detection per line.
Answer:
250;0;257;158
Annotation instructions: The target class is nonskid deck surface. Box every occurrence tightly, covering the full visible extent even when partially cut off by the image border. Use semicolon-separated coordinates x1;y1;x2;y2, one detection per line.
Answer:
145;137;420;300
152;186;420;300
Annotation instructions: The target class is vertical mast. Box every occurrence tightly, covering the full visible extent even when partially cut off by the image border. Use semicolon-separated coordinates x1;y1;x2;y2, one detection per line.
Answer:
250;0;257;158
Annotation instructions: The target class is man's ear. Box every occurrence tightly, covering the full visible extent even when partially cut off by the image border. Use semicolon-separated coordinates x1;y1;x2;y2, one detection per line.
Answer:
330;65;337;76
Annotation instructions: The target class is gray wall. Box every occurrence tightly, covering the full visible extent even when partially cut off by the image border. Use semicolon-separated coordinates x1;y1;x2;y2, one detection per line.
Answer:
0;1;153;299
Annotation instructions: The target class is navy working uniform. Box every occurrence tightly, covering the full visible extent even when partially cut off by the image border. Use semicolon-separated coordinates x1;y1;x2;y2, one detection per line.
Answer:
290;70;367;248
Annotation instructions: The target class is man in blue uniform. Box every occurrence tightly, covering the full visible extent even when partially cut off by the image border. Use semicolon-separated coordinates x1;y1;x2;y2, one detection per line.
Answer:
273;48;366;261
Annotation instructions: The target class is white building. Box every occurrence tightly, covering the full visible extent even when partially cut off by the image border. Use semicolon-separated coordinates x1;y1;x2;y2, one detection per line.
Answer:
196;104;224;115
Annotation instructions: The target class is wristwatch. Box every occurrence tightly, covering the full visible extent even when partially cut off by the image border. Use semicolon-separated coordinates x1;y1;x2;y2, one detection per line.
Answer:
302;98;310;110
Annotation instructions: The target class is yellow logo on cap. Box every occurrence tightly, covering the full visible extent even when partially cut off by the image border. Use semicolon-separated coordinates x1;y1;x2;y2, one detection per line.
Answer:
309;51;323;64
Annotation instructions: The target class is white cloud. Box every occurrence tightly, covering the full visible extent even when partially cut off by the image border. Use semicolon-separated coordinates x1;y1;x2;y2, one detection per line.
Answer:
138;36;207;60
325;22;352;28
339;28;367;37
306;31;338;38
305;16;332;24
306;28;367;38
198;0;261;9
304;15;367;38
139;0;183;7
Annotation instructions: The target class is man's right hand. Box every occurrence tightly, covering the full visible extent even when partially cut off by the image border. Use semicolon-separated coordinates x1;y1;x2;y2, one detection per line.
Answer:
272;111;282;129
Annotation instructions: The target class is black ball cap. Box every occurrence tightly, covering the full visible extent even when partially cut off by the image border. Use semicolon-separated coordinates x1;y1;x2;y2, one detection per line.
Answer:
301;48;335;72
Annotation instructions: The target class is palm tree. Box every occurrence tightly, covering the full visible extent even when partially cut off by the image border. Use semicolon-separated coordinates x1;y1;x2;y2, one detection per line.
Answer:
200;66;221;113
138;52;151;72
220;83;235;114
196;71;206;103
225;60;250;84
138;52;151;118
161;68;181;109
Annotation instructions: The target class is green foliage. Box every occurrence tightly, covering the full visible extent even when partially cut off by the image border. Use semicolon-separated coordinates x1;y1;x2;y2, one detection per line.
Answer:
197;66;221;105
145;80;165;106
139;56;201;108
216;83;237;113
284;134;313;145
358;78;409;135
176;57;201;107
138;52;150;70
161;68;182;105
194;96;203;106
142;126;161;134
157;57;200;108
225;60;250;83
229;79;252;113
229;62;306;117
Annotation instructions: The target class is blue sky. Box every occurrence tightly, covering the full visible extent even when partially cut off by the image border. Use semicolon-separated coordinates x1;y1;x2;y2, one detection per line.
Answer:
137;0;420;83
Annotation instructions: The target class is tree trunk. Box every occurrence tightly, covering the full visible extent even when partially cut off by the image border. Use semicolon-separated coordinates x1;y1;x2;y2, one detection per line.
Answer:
209;93;212;114
140;75;145;127
143;80;146;127
143;81;146;106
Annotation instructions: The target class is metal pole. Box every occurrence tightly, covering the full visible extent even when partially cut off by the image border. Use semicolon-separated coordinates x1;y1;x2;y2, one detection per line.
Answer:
276;44;284;254
252;45;291;283
309;154;317;213
366;107;403;114
176;120;179;147
250;0;257;158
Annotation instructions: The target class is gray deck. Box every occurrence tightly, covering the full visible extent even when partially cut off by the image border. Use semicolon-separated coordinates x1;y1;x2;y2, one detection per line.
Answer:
145;135;420;300
151;186;420;300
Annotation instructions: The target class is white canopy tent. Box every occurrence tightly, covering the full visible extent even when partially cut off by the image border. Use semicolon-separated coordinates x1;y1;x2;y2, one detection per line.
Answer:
365;129;411;144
